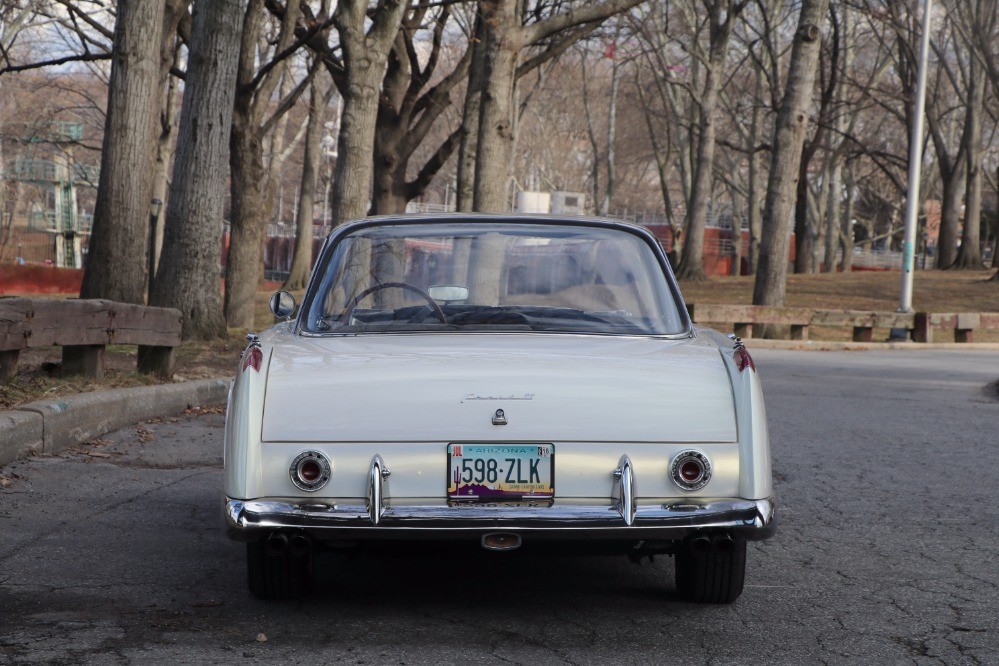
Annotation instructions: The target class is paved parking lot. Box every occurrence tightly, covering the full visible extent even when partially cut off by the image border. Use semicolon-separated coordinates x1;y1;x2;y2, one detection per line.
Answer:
1;349;997;664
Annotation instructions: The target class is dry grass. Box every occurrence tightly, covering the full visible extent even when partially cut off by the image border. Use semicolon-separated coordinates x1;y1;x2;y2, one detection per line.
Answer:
2;275;996;409
679;269;999;342
678;269;999;312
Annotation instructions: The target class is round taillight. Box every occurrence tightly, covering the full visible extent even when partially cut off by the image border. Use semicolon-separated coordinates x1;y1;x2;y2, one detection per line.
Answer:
290;451;331;492
299;459;322;483
670;450;712;491
680;460;704;483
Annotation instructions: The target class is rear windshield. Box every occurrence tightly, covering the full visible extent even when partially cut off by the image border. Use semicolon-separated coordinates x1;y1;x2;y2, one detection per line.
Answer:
302;221;687;336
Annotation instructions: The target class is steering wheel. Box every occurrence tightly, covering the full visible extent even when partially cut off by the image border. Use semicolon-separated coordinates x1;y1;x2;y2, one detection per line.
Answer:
343;282;447;324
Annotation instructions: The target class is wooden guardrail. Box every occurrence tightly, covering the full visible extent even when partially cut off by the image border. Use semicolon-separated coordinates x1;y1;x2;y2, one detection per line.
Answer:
0;298;182;383
687;303;999;343
686;304;812;340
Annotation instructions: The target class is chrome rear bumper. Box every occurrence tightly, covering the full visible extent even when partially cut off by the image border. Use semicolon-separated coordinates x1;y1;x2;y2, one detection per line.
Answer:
225;497;776;542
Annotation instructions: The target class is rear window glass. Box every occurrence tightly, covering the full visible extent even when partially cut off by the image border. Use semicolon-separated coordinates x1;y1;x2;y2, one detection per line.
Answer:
302;221;687;336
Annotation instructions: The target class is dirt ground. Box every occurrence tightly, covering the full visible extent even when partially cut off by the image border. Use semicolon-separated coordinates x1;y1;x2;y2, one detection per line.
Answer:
2;270;997;409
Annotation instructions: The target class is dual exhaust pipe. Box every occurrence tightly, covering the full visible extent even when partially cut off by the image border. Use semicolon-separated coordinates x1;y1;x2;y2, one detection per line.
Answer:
688;534;735;555
264;531;312;558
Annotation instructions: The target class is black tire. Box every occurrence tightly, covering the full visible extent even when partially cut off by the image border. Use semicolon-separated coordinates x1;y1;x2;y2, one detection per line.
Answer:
246;541;315;600
674;536;746;604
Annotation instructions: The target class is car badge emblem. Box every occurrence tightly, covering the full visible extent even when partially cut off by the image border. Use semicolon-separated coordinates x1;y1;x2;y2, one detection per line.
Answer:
491;409;508;426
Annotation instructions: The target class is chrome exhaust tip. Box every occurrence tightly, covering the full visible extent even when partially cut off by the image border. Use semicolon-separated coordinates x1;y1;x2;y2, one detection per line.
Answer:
689;535;712;555
288;533;312;558
264;532;288;557
481;533;522;552
713;534;735;554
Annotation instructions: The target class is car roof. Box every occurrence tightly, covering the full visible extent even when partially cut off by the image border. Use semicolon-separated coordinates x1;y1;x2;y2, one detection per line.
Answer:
332;213;654;237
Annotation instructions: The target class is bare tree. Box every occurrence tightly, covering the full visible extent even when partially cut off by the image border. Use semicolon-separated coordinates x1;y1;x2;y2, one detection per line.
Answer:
225;0;315;329
283;79;333;291
148;1;191;281
469;0;645;213
791;2;838;274
676;0;747;281
753;0;829;308
152;0;245;339
952;0;996;270
370;3;470;215
79;0;167;303
327;0;410;225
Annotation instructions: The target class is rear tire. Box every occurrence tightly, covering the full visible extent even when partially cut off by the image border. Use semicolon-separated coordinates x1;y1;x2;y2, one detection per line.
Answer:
246;540;315;600
674;536;746;603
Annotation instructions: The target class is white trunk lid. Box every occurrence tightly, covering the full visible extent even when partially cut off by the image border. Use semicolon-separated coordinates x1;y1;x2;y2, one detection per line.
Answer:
262;334;736;443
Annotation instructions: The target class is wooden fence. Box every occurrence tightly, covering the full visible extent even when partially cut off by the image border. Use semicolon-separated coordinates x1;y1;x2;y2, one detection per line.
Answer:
0;298;182;383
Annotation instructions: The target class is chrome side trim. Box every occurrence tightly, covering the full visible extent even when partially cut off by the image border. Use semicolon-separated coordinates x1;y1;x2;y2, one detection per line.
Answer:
368;455;390;525
225;497;777;542
611;455;636;526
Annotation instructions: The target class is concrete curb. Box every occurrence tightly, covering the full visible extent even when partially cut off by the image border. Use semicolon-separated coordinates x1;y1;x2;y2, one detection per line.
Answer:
0;377;230;468
741;339;999;352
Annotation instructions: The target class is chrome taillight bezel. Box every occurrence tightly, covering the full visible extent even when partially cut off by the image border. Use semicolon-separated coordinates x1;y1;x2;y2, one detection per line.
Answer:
289;450;331;492
670;449;712;491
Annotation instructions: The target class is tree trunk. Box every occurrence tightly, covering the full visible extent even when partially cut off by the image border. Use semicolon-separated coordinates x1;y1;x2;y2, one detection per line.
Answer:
792;156;813;273
149;1;188;285
223;2;270;330
823;155;842;272
329;0;409;226
753;0;829;311
581;53;602;213
150;69;179;283
677;2;737;282
936;166;966;269
953;69;986;269
473;0;521;213
152;0;244;340
839;162;856;272
330;76;383;223
223;0;304;327
729;181;743;276
601;46;621;215
457;14;487;212
224;112;269;328
80;0;166;303
284;82;327;291
747;67;763;276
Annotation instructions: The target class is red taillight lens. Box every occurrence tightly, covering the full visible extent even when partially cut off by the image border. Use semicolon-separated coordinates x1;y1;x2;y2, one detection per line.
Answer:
680;460;704;483
289;451;331;492
242;346;263;372
299;459;322;483
670;450;712;491
733;347;756;372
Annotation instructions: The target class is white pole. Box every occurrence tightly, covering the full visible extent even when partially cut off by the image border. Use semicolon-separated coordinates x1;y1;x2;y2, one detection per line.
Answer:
899;0;933;313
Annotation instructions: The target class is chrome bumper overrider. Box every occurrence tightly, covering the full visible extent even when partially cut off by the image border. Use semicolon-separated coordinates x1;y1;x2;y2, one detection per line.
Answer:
224;497;776;542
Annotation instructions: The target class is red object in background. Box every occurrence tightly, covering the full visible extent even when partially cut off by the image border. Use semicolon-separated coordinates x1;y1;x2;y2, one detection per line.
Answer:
0;265;83;295
604;41;616;59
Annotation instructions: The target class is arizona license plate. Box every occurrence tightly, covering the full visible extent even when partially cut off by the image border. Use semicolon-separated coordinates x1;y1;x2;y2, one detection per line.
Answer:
448;443;554;501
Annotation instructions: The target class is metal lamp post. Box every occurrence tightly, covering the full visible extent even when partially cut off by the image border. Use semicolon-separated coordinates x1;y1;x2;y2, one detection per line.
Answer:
899;0;933;314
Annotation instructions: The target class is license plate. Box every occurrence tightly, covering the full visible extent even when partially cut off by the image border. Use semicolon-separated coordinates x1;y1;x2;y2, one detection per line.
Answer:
448;443;554;501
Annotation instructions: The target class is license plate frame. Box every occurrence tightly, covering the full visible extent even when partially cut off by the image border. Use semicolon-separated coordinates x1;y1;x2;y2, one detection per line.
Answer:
447;443;554;502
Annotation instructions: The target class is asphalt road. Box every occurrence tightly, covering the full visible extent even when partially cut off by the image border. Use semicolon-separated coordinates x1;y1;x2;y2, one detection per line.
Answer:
1;349;997;665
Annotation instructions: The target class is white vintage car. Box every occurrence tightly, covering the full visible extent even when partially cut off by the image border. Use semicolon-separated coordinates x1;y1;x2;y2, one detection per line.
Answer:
224;215;775;602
